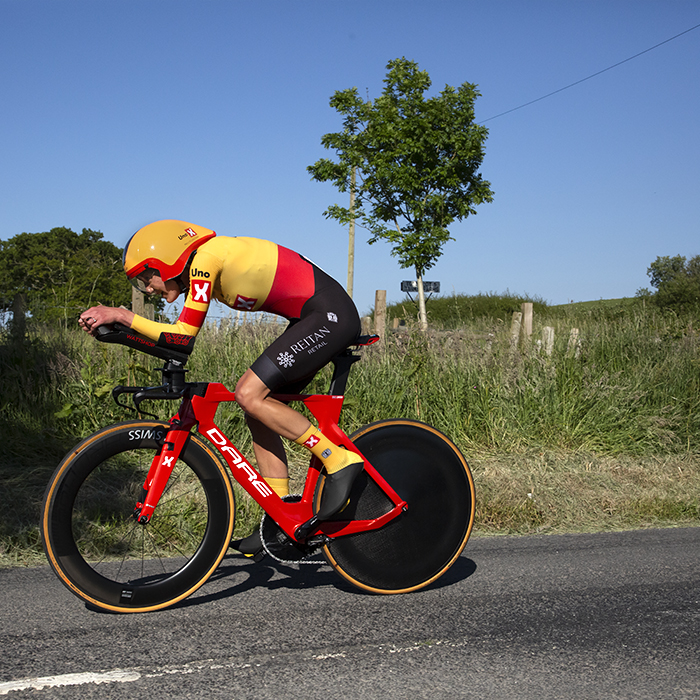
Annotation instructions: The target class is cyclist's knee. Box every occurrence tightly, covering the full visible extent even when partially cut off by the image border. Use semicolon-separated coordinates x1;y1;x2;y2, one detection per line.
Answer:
235;371;267;417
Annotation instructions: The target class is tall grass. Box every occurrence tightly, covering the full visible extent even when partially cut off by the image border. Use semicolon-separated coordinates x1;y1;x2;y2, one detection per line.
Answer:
348;304;700;455
1;299;699;564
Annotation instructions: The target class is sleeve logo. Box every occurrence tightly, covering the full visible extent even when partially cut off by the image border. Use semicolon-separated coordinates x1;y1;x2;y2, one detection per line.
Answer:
191;280;212;303
233;294;257;311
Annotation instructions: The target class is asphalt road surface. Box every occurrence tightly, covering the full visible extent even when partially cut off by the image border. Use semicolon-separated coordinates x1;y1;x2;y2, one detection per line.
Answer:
1;527;699;699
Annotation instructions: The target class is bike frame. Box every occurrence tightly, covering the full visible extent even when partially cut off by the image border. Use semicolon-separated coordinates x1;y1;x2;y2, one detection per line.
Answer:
135;382;408;543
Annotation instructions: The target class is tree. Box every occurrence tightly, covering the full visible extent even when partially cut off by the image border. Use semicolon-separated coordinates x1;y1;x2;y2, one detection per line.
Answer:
0;227;137;325
638;254;700;309
308;57;494;329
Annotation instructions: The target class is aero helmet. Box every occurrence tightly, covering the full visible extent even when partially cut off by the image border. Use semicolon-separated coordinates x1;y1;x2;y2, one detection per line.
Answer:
123;220;216;292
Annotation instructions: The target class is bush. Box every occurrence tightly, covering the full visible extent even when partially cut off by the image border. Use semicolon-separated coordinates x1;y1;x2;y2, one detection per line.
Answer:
386;291;548;328
638;254;700;311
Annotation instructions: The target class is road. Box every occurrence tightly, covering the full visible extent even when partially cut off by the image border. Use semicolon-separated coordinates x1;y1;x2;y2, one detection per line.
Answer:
1;527;699;699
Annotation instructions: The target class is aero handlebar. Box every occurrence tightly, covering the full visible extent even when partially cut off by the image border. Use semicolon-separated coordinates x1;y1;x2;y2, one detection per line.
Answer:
94;323;195;365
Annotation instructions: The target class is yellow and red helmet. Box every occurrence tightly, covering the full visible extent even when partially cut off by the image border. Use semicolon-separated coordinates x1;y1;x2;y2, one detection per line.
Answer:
123;220;216;290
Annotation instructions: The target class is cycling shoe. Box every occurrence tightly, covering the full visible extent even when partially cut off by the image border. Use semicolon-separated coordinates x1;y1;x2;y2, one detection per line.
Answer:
316;461;363;520
230;528;266;561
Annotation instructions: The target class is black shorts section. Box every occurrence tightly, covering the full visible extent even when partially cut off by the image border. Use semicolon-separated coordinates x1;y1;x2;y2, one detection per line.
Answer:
250;267;360;393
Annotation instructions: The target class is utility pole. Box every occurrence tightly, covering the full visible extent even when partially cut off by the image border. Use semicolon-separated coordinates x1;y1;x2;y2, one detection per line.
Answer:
347;165;356;298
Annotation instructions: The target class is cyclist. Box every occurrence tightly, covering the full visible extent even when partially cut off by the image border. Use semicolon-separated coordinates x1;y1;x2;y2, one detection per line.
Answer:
79;219;364;557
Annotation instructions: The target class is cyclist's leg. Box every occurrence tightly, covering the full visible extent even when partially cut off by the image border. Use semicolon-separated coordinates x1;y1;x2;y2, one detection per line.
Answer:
235;369;363;525
231;415;291;556
245;414;291;481
236;278;362;529
236;370;312;442
232;368;308;556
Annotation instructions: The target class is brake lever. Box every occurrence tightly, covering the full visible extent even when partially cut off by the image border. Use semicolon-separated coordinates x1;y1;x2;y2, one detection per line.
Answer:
133;387;186;418
111;384;168;419
112;385;142;414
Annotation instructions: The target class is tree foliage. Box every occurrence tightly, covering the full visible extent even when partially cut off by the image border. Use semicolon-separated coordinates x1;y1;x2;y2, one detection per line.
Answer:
0;227;134;324
638;254;700;309
308;58;493;327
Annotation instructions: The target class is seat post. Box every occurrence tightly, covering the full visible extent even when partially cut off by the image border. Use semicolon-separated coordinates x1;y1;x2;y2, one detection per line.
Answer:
328;335;379;395
328;350;361;396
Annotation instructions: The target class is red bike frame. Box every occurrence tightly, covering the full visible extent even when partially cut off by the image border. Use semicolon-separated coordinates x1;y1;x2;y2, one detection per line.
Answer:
135;382;408;542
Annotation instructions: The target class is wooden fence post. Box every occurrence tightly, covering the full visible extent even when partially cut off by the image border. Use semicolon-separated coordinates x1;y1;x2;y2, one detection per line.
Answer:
520;303;533;345
374;290;387;341
510;311;522;349
132;287;145;317
568;328;581;358
132;288;154;320
542;326;554;356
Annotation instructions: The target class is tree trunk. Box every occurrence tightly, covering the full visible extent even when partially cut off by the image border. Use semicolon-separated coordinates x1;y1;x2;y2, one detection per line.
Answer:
10;293;27;340
416;272;428;331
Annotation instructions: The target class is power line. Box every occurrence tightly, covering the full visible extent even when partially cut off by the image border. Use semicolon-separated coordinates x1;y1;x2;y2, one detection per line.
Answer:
481;21;700;123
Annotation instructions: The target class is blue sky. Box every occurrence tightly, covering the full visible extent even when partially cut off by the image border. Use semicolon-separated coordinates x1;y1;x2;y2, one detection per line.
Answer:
1;0;699;317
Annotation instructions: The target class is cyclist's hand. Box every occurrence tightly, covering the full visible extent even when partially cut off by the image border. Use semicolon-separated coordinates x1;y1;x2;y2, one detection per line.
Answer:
79;306;133;336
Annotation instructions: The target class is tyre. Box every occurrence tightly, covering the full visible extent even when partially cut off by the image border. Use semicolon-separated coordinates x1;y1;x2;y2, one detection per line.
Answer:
42;421;235;613
321;419;475;593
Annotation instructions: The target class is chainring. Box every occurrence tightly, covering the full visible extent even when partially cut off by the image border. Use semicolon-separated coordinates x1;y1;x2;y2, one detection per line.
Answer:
260;495;326;565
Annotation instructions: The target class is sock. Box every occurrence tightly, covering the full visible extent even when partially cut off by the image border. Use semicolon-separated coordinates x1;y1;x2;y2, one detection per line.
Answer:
294;426;360;475
263;476;289;498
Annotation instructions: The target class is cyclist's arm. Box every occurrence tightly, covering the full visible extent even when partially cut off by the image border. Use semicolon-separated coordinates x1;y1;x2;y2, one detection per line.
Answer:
130;251;223;341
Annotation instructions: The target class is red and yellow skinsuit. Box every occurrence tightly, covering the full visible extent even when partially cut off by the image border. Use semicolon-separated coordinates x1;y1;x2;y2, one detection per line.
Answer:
130;236;317;341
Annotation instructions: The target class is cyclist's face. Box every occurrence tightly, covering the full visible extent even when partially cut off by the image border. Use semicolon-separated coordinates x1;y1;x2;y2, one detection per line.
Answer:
137;271;181;303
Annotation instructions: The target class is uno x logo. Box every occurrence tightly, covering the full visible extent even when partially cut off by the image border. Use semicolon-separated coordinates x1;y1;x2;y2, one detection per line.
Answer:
304;435;320;449
233;294;257;311
191;280;211;303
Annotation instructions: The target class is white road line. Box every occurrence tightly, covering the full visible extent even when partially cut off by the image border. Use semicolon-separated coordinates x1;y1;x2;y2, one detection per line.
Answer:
0;641;457;694
0;669;141;695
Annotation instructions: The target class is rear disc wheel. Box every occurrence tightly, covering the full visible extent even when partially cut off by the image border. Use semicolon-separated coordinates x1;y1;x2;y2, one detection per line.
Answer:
320;419;475;594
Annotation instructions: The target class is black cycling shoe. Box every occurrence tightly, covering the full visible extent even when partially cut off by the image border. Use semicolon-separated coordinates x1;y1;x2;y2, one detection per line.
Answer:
230;528;266;560
316;461;364;520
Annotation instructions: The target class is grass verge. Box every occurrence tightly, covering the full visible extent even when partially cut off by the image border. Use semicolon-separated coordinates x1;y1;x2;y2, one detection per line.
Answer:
472;450;700;536
2;300;700;567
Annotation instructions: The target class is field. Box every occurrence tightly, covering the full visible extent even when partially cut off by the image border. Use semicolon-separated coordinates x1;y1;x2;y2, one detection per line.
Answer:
1;294;699;566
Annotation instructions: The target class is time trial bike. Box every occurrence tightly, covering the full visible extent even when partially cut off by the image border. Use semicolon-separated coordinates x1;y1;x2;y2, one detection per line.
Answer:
41;323;475;613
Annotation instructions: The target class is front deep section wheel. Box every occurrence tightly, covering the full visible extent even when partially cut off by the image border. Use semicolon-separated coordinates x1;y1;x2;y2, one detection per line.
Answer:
42;421;235;613
321;419;475;594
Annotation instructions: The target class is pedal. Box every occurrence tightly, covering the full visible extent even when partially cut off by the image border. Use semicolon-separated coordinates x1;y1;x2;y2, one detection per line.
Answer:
261;508;325;564
252;548;267;563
